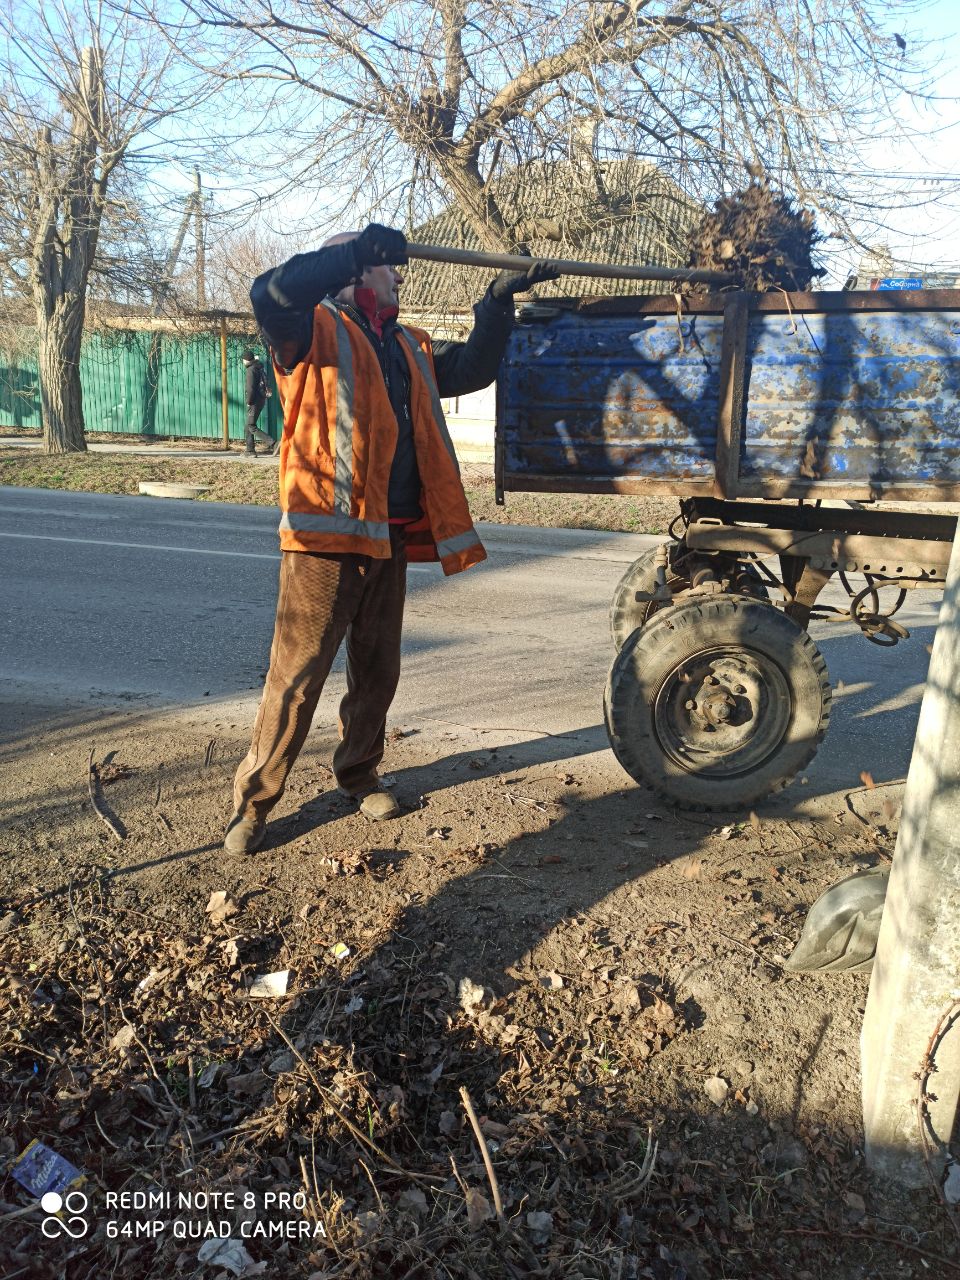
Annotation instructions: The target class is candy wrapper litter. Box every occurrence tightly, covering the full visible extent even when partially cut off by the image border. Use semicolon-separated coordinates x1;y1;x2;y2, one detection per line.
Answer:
10;1140;83;1198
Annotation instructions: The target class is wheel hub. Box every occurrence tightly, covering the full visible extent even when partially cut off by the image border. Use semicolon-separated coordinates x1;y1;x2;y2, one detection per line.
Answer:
654;647;792;778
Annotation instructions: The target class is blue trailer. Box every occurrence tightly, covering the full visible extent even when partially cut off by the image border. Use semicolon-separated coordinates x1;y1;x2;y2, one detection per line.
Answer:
496;289;960;807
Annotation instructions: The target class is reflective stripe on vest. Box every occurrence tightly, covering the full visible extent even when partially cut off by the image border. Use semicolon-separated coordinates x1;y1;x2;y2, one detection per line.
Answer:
320;300;356;517
397;328;460;474
279;510;389;540
436;527;481;559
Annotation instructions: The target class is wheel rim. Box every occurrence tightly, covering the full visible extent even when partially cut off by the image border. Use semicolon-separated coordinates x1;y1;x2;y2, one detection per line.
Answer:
652;644;792;779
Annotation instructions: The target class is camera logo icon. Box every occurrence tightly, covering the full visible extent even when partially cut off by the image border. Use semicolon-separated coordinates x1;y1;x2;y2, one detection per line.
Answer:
40;1190;89;1239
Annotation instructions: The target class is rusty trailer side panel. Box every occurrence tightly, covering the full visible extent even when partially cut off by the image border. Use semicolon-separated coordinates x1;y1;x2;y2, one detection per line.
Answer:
495;290;960;502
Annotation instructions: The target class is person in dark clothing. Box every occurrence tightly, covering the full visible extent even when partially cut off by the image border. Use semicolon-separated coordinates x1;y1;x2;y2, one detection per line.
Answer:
224;223;560;854
242;349;273;455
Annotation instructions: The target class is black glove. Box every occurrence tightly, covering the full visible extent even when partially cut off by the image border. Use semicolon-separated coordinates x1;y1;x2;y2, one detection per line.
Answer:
352;223;408;272
490;258;562;300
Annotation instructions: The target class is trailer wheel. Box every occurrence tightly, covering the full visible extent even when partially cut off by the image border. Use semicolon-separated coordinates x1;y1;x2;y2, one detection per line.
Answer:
609;545;690;650
604;595;830;810
609;546;770;651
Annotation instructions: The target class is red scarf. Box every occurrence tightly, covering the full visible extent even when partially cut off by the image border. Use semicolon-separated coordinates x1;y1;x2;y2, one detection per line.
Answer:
354;286;399;337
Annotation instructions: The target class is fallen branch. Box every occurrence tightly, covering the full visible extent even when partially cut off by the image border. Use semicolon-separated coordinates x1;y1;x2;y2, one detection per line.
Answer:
459;1085;505;1224
87;748;124;841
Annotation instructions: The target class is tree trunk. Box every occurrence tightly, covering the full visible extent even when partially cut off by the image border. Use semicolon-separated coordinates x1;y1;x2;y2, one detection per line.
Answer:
37;298;87;453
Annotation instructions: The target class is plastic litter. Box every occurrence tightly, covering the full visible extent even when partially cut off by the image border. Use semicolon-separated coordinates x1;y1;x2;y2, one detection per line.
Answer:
246;970;290;998
197;1236;255;1275
785;869;889;973
11;1140;83;1198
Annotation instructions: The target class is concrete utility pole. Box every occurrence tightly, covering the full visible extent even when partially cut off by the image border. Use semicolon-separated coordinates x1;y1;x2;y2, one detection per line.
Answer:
861;523;960;1186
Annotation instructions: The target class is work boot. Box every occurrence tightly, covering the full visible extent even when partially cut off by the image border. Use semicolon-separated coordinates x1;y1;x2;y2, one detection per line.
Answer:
224;812;266;854
339;786;400;821
360;789;401;821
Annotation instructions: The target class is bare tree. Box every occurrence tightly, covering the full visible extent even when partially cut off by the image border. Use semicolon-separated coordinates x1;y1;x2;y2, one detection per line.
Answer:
0;0;228;451
157;0;941;270
202;220;301;312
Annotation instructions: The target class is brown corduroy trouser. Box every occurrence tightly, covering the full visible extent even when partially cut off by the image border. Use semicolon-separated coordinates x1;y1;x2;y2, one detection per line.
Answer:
233;530;407;820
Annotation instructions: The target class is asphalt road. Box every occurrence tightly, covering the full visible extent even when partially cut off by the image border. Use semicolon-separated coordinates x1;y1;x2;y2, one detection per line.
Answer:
0;486;941;811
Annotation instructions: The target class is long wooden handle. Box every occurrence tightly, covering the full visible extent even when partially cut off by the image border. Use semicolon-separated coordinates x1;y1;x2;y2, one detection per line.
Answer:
405;241;735;286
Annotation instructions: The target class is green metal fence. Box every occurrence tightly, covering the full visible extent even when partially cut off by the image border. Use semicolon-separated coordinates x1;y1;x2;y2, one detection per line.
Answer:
0;324;279;441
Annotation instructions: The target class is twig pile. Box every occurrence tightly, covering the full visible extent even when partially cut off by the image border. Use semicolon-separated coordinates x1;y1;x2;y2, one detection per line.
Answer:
685;183;826;293
2;876;957;1279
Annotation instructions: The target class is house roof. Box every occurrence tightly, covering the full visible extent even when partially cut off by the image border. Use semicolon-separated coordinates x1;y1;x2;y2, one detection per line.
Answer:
401;157;698;317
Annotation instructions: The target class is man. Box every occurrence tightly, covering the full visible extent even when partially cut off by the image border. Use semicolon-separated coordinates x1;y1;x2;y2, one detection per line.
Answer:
241;349;273;455
224;223;558;853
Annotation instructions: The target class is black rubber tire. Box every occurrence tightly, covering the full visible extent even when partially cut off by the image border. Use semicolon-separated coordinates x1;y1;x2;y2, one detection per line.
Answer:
604;594;831;810
609;546;770;651
609;545;690;651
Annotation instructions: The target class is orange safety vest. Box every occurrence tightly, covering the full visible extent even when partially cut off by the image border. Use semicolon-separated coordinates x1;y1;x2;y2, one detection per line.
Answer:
272;300;486;576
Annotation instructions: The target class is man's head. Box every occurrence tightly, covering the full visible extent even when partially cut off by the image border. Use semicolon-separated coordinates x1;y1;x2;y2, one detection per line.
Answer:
241;349;256;365
325;231;402;310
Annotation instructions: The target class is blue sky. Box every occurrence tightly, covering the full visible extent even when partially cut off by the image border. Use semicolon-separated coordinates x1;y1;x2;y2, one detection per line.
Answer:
854;0;960;277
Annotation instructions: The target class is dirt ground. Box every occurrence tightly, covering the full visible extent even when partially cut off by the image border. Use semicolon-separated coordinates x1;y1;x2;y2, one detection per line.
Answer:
2;682;955;1280
2;440;956;1277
